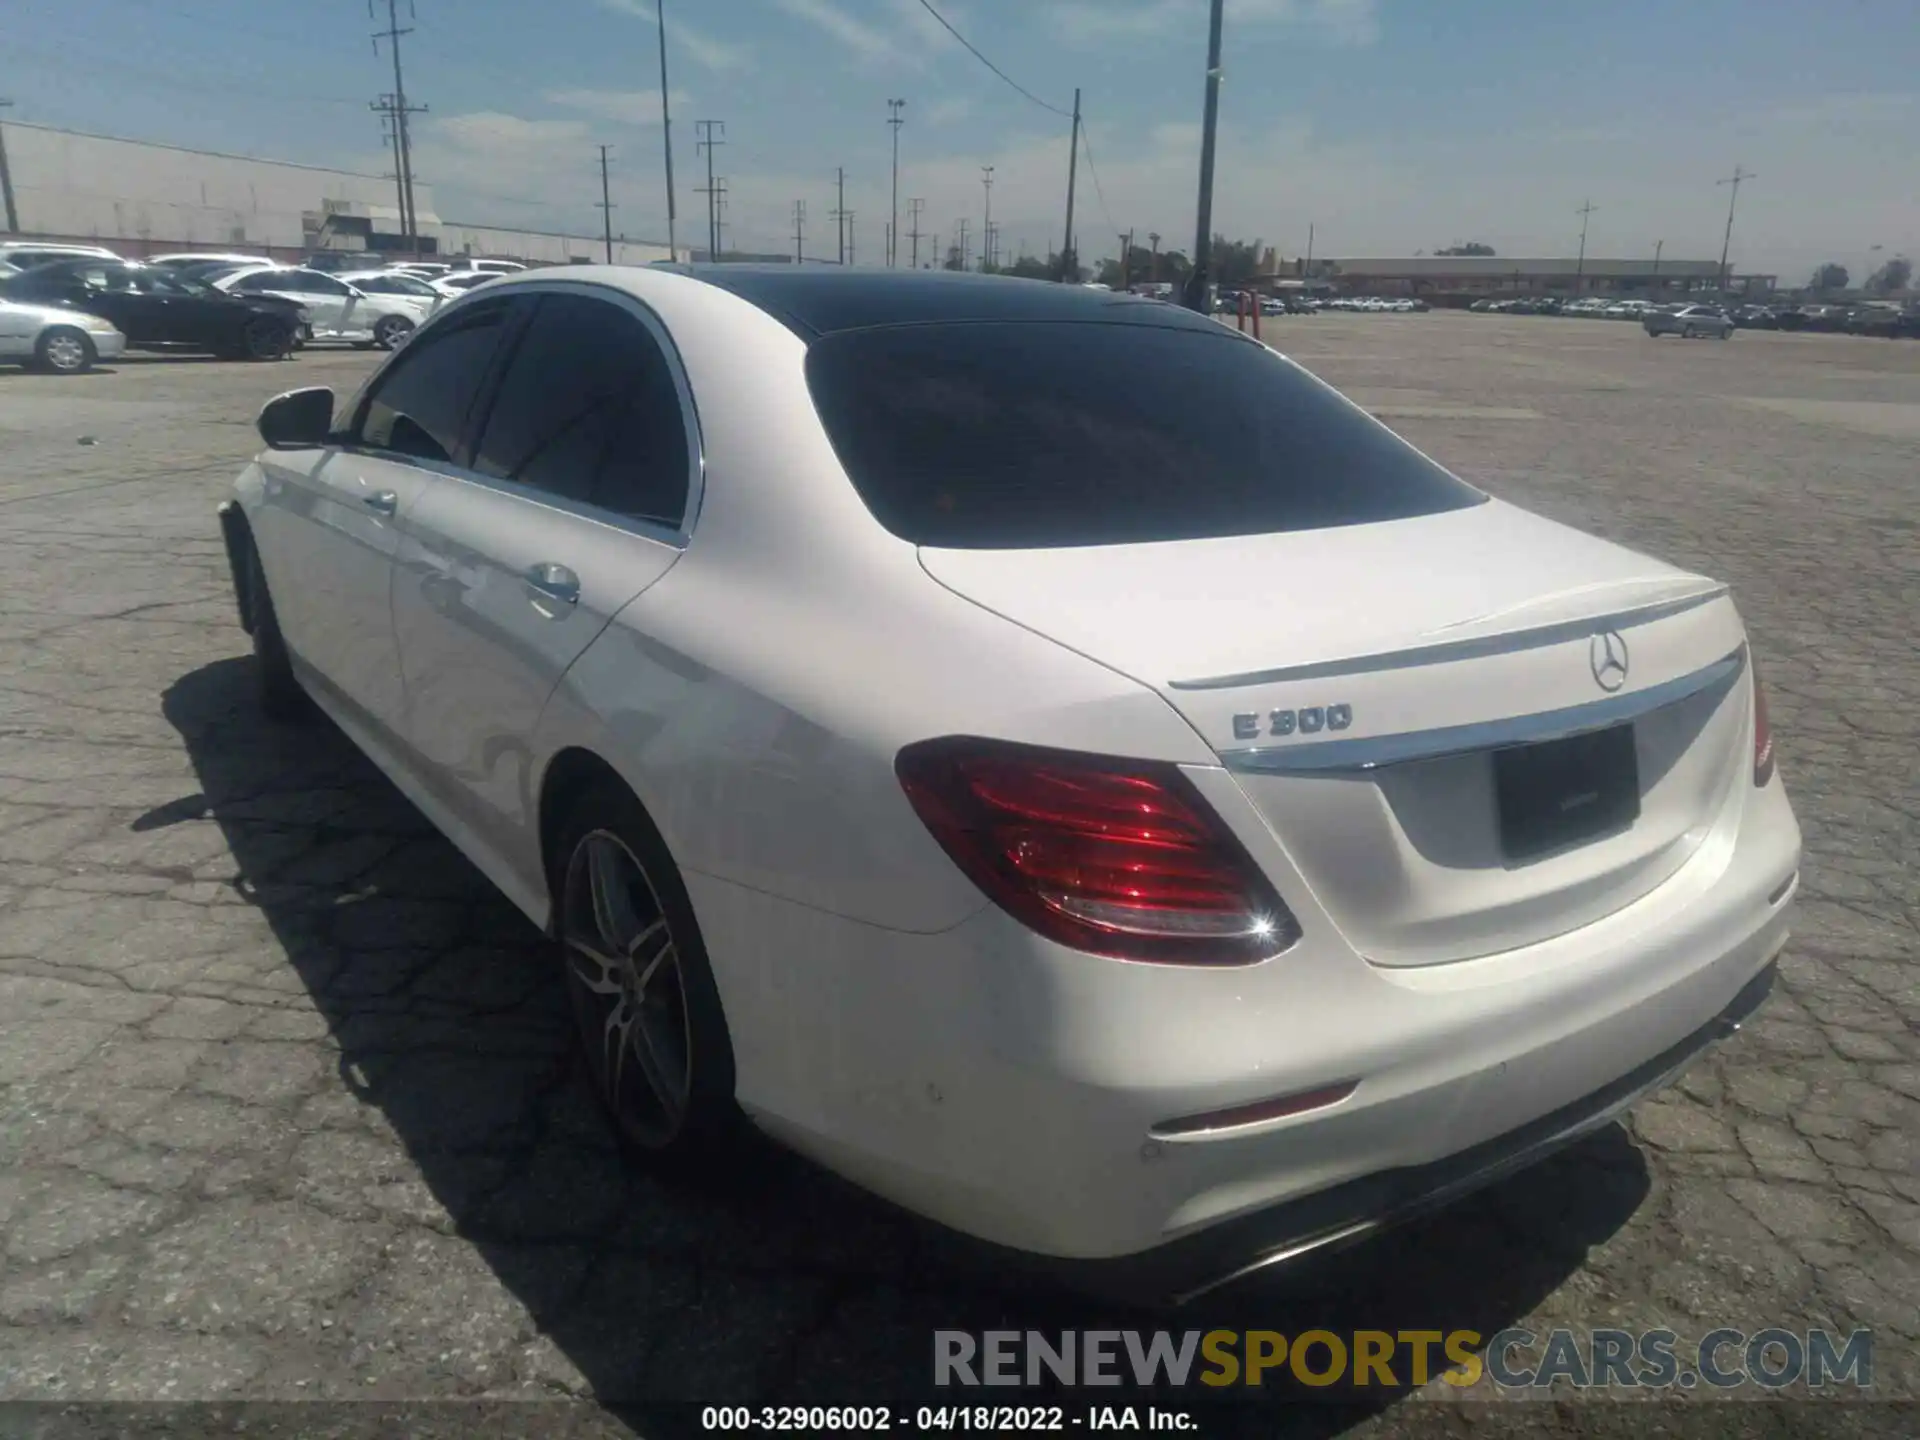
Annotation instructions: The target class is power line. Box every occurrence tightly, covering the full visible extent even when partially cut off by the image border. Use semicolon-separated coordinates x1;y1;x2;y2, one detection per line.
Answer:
912;0;1071;118
1078;122;1118;241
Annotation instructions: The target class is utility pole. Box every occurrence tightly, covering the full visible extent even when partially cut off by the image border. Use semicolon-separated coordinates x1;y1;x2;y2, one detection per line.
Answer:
1305;220;1314;276
1183;0;1226;311
907;197;924;269
1060;87;1081;281
846;212;855;266
1717;164;1755;296
694;120;725;260
0;98;20;233
711;178;729;258
597;145;615;262
1574;199;1598;289
1148;231;1161;283
957;218;970;273
656;0;677;259
1651;238;1663;291
792;199;806;263
981;165;994;271
832;167;847;265
887;99;906;267
370;0;425;252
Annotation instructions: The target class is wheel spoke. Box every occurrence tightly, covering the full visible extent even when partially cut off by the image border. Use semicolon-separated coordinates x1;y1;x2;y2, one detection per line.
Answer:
629;1003;688;1120
604;995;636;1102
565;936;627;996
586;837;642;955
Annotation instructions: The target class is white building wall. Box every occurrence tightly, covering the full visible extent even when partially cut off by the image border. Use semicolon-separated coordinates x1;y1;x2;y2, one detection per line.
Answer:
3;123;419;250
0;122;677;265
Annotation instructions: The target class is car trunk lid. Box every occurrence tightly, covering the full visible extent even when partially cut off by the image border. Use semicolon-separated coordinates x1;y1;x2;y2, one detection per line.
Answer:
919;500;1752;965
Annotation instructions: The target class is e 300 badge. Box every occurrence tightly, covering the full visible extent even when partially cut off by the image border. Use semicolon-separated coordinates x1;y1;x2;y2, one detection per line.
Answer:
1232;704;1354;741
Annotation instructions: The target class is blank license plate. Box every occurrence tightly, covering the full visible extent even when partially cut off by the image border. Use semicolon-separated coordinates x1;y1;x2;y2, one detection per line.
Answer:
1494;724;1640;862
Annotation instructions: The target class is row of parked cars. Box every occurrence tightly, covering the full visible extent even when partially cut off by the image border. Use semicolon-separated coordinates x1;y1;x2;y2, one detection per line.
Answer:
1470;292;1920;337
0;241;529;374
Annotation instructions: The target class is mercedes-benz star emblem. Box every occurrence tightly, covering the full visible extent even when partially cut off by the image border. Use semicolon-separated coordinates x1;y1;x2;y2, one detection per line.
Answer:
1589;630;1630;692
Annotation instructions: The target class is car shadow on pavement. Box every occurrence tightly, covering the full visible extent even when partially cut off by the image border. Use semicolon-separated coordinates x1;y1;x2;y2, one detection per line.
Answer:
157;655;1652;1436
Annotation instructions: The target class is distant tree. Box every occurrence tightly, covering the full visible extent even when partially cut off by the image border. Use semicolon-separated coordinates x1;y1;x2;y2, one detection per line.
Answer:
1809;261;1850;291
1866;256;1912;294
1436;242;1497;256
1006;255;1052;280
942;243;966;272
1209;234;1265;286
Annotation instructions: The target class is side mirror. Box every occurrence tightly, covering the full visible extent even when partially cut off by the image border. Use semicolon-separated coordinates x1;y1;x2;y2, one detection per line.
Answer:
344;284;367;300
257;387;335;450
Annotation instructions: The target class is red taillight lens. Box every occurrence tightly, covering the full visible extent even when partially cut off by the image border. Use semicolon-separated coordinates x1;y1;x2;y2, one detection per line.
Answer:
895;737;1299;964
1751;655;1775;787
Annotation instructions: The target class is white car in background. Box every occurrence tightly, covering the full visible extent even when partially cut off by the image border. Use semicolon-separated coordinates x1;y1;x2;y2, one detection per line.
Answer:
219;267;1799;1305
0;296;127;372
215;265;423;349
429;271;502;299
148;252;273;271
335;268;446;321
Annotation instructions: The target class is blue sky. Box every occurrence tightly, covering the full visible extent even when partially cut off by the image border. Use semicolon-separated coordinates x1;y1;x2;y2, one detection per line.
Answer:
6;0;1915;279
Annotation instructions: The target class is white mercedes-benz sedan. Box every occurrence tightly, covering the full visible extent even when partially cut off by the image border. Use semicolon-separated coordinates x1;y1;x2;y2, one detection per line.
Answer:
216;267;1800;1303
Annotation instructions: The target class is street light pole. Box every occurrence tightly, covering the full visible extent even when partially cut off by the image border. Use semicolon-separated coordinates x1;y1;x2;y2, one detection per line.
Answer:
981;165;994;271
888;99;906;267
1574;199;1598;291
1717;164;1755;296
657;0;677;260
1182;0;1227;312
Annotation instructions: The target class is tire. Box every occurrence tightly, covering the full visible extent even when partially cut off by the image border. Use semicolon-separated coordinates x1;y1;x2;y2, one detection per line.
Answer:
34;327;95;374
550;785;740;1166
1717;328;1731;340
373;314;414;350
1681;326;1696;339
239;317;293;362
245;541;309;722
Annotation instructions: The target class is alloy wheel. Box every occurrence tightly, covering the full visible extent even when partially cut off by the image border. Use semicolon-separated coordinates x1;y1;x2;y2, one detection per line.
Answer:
560;829;694;1148
43;332;90;373
375;315;413;349
244;319;289;360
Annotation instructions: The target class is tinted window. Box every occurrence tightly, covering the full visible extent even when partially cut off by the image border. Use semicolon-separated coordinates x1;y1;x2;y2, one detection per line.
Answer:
228;271;287;293
354;302;509;463
472;293;690;526
804;322;1487;549
289;270;352;295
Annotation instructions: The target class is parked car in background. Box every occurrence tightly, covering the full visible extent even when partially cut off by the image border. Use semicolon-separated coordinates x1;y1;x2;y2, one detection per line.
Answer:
1645;303;1733;339
335;268;447;315
0;296;127;373
455;258;527;275
148;252;273;271
390;261;455;279
0;242;122;271
216;265;426;349
0;259;301;359
430;271;502;298
218;266;1797;1304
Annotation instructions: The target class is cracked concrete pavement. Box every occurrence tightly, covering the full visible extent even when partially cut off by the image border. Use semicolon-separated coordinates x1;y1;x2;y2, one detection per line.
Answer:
0;321;1913;1432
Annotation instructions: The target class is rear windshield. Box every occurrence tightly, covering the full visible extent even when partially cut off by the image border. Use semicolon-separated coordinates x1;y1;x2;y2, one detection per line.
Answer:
804;321;1486;549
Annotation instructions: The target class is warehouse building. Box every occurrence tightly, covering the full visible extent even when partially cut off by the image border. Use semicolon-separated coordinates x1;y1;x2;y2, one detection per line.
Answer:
1257;252;1775;300
0;121;679;267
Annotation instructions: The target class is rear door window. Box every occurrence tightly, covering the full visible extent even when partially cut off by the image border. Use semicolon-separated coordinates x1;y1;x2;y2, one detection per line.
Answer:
804;321;1487;549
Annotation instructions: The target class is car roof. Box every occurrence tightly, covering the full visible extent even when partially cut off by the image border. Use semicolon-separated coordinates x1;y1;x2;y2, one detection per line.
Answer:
648;264;1227;341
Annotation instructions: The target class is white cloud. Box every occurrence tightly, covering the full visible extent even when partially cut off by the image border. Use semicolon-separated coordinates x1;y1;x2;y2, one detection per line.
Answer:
545;87;691;126
592;0;755;72
770;0;903;63
1047;0;1379;47
922;96;976;127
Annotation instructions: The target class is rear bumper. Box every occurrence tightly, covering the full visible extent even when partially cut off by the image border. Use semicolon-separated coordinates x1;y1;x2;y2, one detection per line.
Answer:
1033;958;1777;1307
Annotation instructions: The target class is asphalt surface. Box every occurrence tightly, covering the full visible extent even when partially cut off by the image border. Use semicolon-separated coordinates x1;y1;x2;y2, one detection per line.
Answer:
0;317;1914;1437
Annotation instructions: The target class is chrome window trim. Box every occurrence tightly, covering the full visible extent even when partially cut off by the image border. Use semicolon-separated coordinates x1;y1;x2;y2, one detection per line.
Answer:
1170;585;1729;691
1221;646;1747;774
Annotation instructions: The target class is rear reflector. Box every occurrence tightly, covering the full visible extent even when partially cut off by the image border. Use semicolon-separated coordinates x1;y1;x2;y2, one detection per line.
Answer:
896;736;1299;964
1151;1080;1359;1139
1751;654;1775;787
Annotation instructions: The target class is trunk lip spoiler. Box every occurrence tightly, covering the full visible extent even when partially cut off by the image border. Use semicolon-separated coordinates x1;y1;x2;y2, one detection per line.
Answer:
1222;645;1747;775
1169;583;1730;692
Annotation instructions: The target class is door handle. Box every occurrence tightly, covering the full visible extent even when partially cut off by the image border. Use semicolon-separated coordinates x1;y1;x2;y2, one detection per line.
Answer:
524;562;581;607
363;490;398;516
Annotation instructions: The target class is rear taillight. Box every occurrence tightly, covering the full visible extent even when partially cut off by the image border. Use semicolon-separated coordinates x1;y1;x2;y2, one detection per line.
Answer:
895;737;1299;964
1751;655;1775;787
